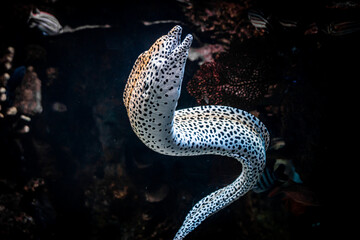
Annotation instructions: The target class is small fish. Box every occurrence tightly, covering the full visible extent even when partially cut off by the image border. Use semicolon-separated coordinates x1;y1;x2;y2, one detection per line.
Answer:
274;159;302;184
253;164;287;193
28;8;63;36
269;137;286;150
324;20;360;36
248;9;270;31
304;22;319;35
278;18;298;29
254;159;303;193
28;8;111;36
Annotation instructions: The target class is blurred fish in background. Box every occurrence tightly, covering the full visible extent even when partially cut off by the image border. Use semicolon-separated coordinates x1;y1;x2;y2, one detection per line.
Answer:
28;8;111;36
253;158;303;194
253;138;303;193
248;6;360;37
253;164;286;193
248;9;271;33
323;20;360;36
28;8;63;36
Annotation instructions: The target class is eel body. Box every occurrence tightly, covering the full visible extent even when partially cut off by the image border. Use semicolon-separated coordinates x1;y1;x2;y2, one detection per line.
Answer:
123;26;269;240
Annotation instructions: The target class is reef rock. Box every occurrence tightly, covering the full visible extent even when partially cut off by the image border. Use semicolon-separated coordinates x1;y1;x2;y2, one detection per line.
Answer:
13;66;42;116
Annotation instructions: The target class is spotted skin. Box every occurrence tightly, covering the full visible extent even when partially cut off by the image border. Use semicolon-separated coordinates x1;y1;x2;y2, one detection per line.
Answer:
123;26;270;240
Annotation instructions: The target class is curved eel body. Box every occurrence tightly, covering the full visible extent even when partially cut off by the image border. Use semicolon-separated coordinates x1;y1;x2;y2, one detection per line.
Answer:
123;26;270;239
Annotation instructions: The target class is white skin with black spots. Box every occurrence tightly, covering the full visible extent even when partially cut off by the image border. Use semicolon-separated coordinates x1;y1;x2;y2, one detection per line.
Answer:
123;26;270;240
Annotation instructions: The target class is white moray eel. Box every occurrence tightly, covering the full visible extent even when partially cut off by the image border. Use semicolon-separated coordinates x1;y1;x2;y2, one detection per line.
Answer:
123;26;270;240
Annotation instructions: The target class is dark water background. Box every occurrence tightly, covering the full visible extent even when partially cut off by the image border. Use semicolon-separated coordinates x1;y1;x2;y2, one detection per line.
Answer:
1;0;358;239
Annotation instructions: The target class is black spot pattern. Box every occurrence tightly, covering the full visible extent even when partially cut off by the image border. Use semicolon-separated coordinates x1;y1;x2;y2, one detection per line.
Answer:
123;26;270;240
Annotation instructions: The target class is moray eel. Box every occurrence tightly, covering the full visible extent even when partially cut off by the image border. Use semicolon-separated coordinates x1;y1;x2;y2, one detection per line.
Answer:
123;26;270;240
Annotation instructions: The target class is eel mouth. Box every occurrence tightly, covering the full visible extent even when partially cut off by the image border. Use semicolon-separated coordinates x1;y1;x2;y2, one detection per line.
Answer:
167;25;193;58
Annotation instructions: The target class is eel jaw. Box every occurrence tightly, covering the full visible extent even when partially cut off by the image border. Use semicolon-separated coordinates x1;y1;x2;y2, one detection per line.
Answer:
168;26;193;60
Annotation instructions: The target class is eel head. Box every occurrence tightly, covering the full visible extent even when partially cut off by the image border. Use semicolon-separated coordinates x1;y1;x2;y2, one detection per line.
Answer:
123;25;193;113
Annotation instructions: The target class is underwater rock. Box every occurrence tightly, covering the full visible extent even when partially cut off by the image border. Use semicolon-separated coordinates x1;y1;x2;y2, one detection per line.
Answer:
145;184;169;203
45;67;59;86
0;47;30;134
268;183;320;216
0;47;15;71
93;97;126;162
25;45;47;68
51;102;67;112
6;106;17;116
0;87;6;102
0;64;43;134
0;73;10;87
0;47;15;104
0;180;36;240
13;66;42;116
113;186;128;200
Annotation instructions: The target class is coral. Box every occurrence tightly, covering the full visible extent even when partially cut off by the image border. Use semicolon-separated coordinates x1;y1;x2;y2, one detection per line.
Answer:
0;189;36;240
181;0;264;45
0;47;14;105
187;51;273;110
0;178;56;240
0;46;43;134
